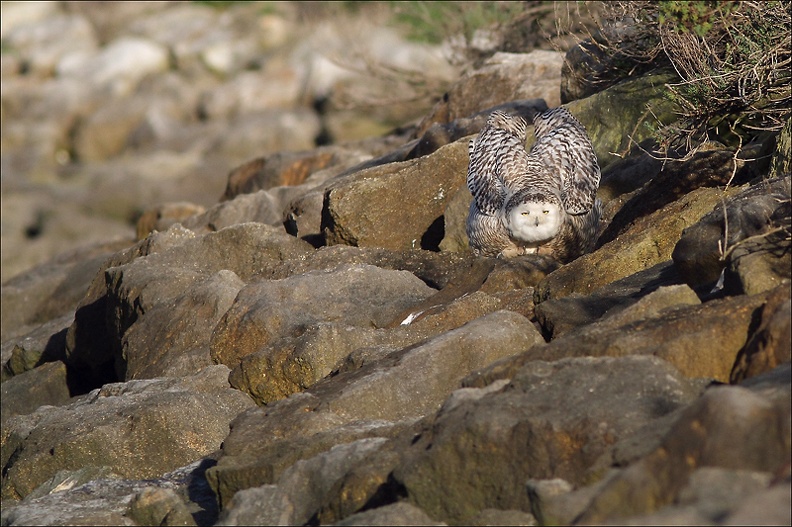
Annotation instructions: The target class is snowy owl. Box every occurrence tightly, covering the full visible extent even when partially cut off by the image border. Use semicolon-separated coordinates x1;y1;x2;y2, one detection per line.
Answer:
466;108;602;263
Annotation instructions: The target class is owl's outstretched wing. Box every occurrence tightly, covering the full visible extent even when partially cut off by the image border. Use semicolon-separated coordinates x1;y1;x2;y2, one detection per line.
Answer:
467;111;534;215
530;107;600;215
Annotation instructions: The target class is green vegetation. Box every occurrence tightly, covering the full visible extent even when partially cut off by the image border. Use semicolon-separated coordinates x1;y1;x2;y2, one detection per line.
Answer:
656;1;738;37
388;1;529;44
597;0;791;151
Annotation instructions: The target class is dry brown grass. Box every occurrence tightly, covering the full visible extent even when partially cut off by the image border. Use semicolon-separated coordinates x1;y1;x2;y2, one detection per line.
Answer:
572;1;791;153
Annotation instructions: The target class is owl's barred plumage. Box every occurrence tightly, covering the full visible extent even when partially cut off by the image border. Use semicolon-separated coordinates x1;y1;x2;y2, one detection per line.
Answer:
466;108;602;263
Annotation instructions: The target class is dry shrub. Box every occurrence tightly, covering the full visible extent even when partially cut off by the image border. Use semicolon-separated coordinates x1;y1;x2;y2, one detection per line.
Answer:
576;1;791;153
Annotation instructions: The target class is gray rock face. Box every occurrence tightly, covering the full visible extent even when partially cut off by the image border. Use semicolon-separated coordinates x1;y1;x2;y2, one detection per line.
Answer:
574;364;791;524
208;310;543;507
1;366;254;501
673;176;791;296
1;458;217;527
322;137;469;251
394;355;700;524
210;263;436;368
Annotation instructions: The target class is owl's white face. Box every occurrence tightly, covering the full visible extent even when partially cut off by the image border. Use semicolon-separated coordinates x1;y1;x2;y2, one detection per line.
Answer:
506;200;562;244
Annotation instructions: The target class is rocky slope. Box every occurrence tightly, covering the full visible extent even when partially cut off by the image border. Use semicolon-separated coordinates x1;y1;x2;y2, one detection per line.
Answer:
1;2;790;526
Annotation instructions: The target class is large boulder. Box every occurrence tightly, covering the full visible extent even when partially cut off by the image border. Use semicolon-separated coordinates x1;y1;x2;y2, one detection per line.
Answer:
415;50;564;135
572;364;791;524
672;176;791;296
209;263;436;368
535;186;743;303
1;365;254;501
207;311;543;507
322;137;469;251
394;355;700;524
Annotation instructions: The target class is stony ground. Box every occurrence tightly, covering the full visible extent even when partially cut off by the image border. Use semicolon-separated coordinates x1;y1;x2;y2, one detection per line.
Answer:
1;2;790;526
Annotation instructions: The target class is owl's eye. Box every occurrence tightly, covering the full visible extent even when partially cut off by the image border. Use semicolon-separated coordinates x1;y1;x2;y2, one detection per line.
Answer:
543;210;550;214
521;211;530;216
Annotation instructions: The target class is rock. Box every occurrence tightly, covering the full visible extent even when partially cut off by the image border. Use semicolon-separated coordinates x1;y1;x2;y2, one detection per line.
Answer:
218;438;387;526
57;37;170;97
574;366;791;524
730;284;792;383
534;262;695;339
65;224;201;388
0;361;71;423
127;487;197;527
438;185;475;253
1;365;254;501
677;467;774;521
197;69;301;120
222;148;359;199
206;404;413;510
136;201;207;240
535;186;742;303
1;457;218;526
121;270;245;380
206;110;322;169
0;1;60;38
3;13;97;77
394;355;700;524
0;187;134;285
207;311;541;507
322;137;469;251
566;72;679;170
673;176;790;296
1;313;72;380
71;95;150;162
723;481;792;526
598;148;664;202
416;51;564;135
599;148;755;246
1;237;131;341
468;508;536;526
283;245;479;290
209;263;436;368
67;223;312;385
307;310;543;423
478;289;769;384
332;502;446;526
181;190;283;234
